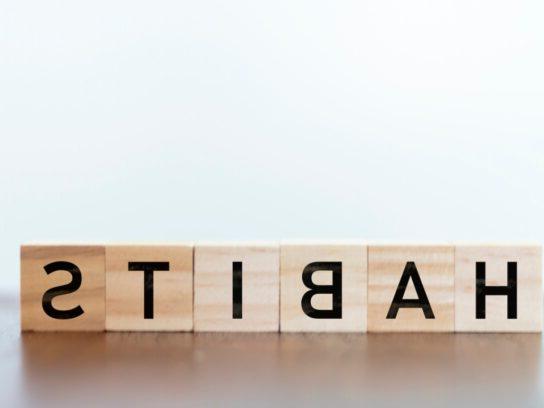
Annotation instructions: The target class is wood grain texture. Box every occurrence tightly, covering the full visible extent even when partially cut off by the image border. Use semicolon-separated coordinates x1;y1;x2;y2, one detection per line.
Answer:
21;245;105;331
280;243;367;332
106;245;193;331
194;243;279;332
368;245;454;332
455;245;542;332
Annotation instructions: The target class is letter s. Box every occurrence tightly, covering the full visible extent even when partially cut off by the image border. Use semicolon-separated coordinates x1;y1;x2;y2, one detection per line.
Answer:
42;261;84;319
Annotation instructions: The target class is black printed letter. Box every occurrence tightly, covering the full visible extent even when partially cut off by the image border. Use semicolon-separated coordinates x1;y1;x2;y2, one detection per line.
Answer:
128;262;169;319
476;261;517;319
233;261;242;319
386;262;435;319
42;261;84;319
301;262;342;319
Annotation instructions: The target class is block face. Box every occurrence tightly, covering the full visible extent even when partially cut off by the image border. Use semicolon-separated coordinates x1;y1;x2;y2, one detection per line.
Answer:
194;243;279;332
368;245;454;332
106;245;193;331
280;243;367;332
21;245;105;331
455;245;542;332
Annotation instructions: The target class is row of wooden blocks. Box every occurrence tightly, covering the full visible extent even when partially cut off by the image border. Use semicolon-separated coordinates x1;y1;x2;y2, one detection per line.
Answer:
20;243;542;332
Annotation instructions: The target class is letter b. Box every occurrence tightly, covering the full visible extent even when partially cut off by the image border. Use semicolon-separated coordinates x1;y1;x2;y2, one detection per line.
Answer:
301;262;342;319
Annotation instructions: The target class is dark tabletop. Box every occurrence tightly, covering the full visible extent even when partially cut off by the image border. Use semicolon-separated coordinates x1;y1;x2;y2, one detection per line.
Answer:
2;294;542;407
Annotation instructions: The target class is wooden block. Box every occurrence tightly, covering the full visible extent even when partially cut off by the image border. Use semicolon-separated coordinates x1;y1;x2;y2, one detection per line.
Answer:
106;244;193;331
455;245;542;332
367;245;454;332
280;242;367;332
194;243;279;331
21;245;105;331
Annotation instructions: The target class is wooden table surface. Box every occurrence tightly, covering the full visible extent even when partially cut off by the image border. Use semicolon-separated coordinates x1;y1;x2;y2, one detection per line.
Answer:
2;293;542;406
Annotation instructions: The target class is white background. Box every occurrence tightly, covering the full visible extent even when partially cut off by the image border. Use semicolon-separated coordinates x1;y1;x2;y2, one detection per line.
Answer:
1;1;543;291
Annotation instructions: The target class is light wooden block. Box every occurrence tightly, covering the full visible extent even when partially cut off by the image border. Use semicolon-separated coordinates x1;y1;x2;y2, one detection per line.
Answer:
368;245;454;332
106;244;193;331
21;245;105;331
194;243;279;331
455;245;542;332
280;243;367;332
